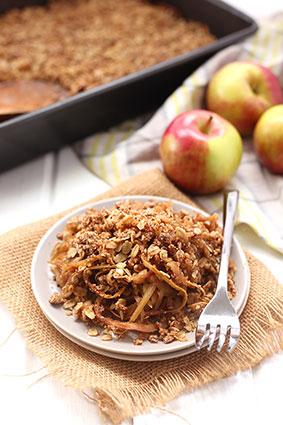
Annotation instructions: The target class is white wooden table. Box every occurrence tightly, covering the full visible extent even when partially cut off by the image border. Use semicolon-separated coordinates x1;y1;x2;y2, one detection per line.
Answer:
1;2;283;424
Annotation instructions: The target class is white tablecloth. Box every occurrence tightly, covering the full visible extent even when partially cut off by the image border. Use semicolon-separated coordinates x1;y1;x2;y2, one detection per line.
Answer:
1;2;283;424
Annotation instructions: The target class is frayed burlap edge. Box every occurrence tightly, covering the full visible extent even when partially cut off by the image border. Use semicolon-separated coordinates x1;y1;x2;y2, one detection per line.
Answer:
96;256;283;423
0;169;283;424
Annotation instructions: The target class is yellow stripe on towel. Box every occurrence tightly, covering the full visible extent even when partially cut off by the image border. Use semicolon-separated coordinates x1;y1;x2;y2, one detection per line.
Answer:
86;134;102;174
98;133;116;181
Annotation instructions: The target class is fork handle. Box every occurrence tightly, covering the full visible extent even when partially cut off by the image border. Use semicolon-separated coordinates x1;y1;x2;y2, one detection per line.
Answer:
216;190;239;292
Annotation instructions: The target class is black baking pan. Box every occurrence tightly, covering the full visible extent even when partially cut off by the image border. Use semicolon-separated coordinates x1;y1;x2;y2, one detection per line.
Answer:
0;0;257;172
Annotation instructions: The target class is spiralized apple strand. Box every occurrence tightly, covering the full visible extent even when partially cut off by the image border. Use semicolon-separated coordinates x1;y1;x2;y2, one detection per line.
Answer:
93;299;157;333
130;282;157;322
141;256;188;310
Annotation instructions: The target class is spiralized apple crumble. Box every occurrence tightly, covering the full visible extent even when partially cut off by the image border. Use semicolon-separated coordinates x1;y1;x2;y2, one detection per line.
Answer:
0;0;216;94
49;201;236;344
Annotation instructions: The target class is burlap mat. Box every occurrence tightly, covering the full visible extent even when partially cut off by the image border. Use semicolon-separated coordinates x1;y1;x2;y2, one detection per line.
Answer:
0;169;283;424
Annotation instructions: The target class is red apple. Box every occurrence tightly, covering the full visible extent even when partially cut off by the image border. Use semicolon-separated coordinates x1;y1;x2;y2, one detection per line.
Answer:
160;110;243;194
253;104;283;174
206;61;283;136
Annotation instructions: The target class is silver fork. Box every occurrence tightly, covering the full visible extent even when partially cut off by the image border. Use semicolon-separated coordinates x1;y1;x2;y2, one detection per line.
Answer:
195;190;240;353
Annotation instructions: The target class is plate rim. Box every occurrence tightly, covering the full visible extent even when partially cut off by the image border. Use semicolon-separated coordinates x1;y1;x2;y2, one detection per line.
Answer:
51;317;197;362
31;195;250;356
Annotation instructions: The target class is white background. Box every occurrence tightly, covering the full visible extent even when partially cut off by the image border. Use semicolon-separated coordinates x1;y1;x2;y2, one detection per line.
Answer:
1;1;283;425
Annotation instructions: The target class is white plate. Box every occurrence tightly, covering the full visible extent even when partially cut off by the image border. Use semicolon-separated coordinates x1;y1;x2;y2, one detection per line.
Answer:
50;317;197;362
31;195;250;357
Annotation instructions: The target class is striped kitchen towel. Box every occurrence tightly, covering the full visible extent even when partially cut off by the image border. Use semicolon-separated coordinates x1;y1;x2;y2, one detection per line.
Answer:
75;14;283;253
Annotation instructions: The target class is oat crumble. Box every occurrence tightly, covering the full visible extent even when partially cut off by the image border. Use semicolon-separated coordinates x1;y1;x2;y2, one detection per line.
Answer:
49;201;236;344
0;0;216;94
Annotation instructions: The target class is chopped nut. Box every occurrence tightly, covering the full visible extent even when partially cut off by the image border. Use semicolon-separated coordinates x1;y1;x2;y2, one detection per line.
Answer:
193;227;202;235
74;287;87;297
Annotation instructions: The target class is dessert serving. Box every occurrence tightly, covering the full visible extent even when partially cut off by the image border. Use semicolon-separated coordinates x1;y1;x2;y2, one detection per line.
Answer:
49;200;236;344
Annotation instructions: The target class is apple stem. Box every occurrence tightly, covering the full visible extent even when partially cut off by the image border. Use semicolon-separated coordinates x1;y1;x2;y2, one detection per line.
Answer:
202;115;213;134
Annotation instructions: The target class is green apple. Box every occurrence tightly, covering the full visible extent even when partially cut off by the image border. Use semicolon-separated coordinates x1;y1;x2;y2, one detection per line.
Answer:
160;109;243;194
207;61;283;136
253;105;283;174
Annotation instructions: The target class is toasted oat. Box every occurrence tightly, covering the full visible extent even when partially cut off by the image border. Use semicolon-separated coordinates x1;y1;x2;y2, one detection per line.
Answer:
121;241;132;255
101;334;113;341
176;227;187;240
114;253;128;263
163;335;175;344
61;284;74;298
84;306;95;320
159;249;168;260
175;331;187;342
88;327;99;337
105;241;117;250
67;247;77;259
63;299;76;309
73;302;84;319
133;338;144;346
137;221;145;230
148;335;159;343
114;268;124;276
147;244;160;256
131;244;140;258
49;292;64;305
